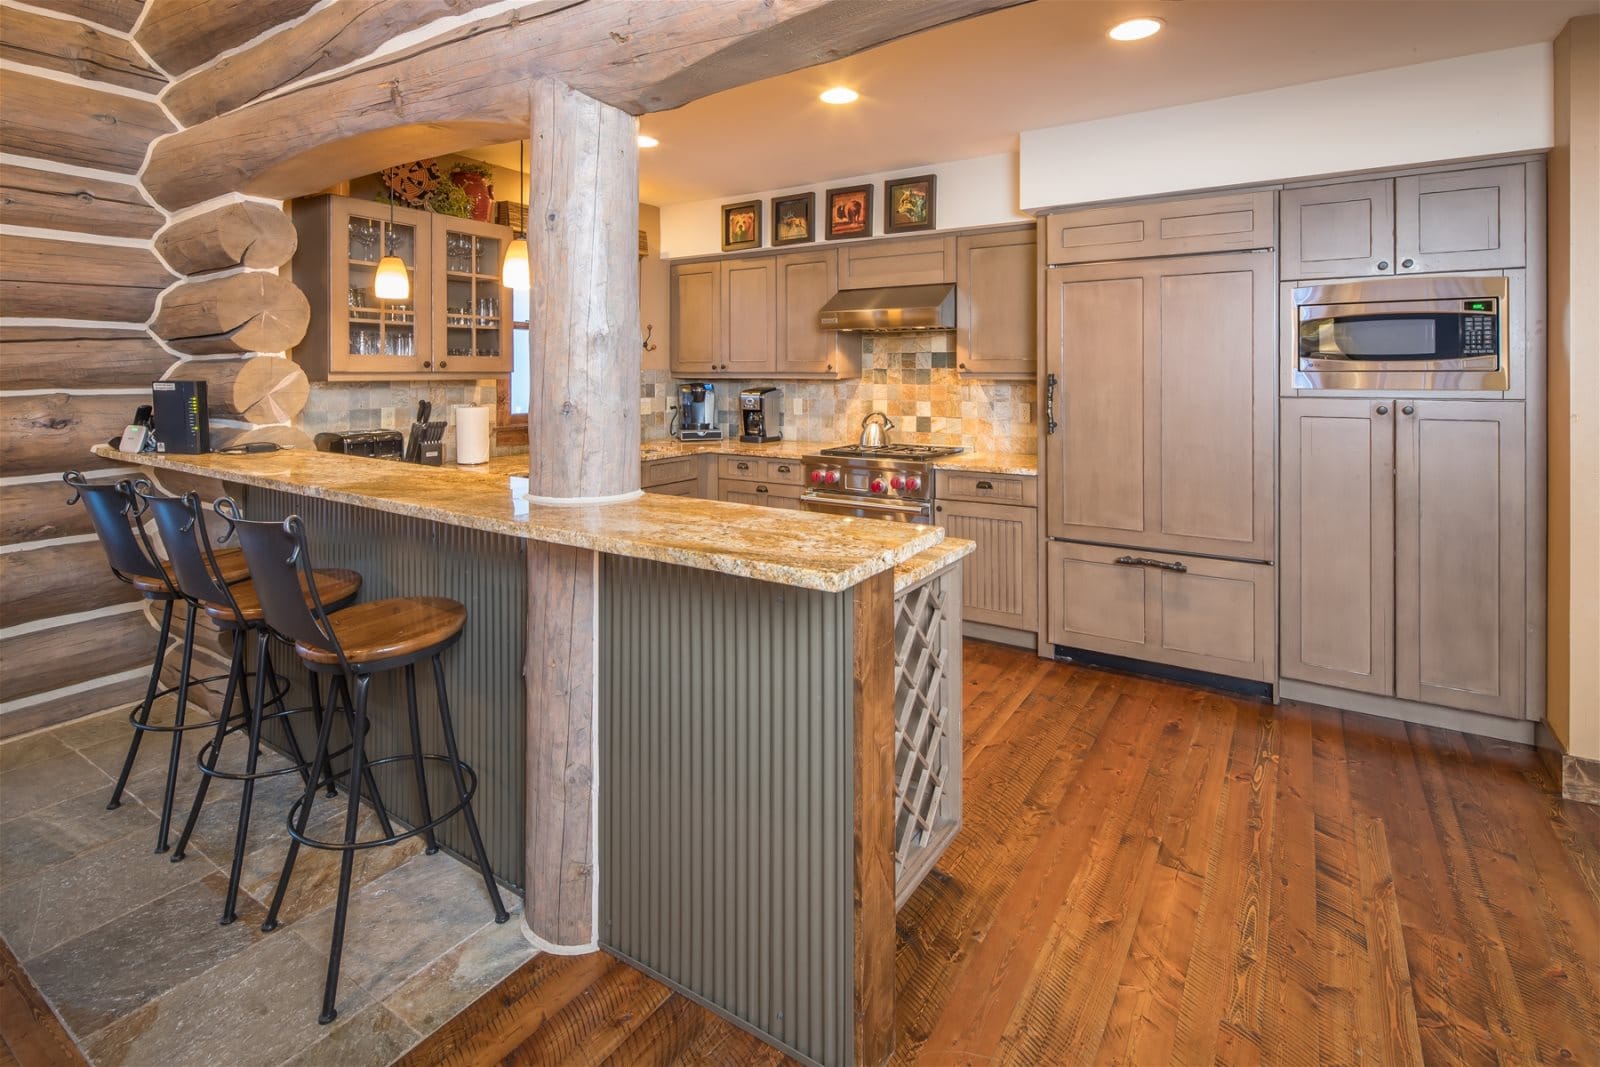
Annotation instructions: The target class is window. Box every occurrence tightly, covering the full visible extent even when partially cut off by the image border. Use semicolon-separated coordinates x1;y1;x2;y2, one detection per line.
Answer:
496;287;530;436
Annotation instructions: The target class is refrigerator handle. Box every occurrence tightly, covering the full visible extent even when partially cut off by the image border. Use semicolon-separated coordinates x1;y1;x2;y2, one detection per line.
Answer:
1046;373;1059;435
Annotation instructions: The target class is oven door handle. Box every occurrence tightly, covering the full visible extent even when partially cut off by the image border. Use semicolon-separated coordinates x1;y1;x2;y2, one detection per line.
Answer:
800;492;927;515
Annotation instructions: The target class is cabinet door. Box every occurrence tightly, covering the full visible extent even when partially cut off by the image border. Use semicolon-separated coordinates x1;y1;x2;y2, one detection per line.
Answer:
1045;251;1274;561
955;229;1036;377
328;198;431;376
1279;398;1395;695
936;498;1038;631
670;262;720;376
720;257;775;375
432;218;513;376
774;250;843;375
838;234;956;287
1045;191;1273;265
1395;164;1526;273
1280;179;1395;279
1394;400;1525;717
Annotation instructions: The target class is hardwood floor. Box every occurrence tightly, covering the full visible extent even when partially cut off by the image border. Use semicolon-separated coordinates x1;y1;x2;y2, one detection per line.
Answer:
405;640;1600;1066
0;936;85;1067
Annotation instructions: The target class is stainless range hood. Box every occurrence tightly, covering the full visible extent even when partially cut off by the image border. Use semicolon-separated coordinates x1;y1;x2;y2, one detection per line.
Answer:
818;283;955;332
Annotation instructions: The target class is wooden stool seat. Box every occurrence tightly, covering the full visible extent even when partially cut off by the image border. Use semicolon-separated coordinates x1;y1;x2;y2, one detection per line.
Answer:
294;596;466;668
202;568;362;627
128;547;250;595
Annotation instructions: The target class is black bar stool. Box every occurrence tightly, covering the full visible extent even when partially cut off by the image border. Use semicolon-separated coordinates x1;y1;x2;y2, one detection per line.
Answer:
222;502;508;1024
133;486;363;925
65;472;246;853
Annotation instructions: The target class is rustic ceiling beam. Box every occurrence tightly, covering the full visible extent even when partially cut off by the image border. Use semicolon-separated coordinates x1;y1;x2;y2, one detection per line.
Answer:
134;0;321;78
140;0;1024;211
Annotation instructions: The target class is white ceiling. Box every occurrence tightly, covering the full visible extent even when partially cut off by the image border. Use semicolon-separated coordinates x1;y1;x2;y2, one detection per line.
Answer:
472;0;1596;206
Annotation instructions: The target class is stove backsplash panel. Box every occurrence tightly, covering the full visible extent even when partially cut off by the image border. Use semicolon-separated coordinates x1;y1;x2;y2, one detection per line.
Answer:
641;334;1036;455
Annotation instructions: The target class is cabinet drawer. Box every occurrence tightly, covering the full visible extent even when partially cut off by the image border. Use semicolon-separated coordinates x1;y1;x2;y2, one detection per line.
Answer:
641;456;697;488
1045;190;1274;265
646;479;698;498
938;471;1036;506
762;459;804;485
1046;542;1274;682
721;481;803;508
718;456;763;481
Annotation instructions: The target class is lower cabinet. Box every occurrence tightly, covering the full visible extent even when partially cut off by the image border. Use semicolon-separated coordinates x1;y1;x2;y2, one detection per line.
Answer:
719;455;803;509
936;497;1037;634
1045;541;1275;683
721;482;802;509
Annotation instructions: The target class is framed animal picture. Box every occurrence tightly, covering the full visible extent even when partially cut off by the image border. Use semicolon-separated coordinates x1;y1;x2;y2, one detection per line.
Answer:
825;184;873;240
884;173;936;234
772;192;816;245
721;199;761;251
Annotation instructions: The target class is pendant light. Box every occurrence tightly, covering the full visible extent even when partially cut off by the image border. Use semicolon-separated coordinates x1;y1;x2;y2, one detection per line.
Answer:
373;174;410;301
501;140;530;290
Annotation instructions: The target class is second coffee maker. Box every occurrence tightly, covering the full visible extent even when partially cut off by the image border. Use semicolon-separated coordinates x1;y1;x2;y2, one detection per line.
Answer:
738;387;782;443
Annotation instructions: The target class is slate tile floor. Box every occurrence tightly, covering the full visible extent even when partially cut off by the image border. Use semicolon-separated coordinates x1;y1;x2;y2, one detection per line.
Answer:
0;699;534;1066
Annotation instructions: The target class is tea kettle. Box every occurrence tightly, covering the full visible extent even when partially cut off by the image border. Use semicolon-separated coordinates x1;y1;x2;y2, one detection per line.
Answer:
860;411;893;448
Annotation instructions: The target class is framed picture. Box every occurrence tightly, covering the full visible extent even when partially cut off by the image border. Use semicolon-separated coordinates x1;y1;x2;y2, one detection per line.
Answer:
825;184;874;241
771;192;816;246
884;174;937;233
721;199;761;251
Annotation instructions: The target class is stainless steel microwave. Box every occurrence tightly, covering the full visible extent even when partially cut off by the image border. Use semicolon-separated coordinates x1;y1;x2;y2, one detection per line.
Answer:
1289;274;1513;391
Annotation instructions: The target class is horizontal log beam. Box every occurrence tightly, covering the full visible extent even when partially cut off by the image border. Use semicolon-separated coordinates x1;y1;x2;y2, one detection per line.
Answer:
135;0;320;77
167;355;309;424
23;0;144;34
0;478;98;547
0;68;174;174
0;6;165;94
0;539;139;627
0;163;164;239
0;326;173;391
142;0;1020;209
0;235;174;322
0;672;147;740
0;393;131;477
161;0;510;126
150;273;311;355
0;610;152;704
154;202;297;273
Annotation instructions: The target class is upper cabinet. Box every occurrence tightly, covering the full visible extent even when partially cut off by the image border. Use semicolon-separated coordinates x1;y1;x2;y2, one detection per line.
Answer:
955;227;1035;378
1281;163;1527;280
775;250;849;376
289;195;511;381
838;233;956;287
1044;191;1273;265
721;256;776;377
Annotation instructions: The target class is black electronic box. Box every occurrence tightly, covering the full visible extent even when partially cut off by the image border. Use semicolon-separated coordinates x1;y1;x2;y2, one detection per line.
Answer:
151;379;210;454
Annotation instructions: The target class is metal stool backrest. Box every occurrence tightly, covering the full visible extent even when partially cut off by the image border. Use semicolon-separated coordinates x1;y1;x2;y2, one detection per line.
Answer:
63;471;168;591
217;499;351;673
134;485;243;621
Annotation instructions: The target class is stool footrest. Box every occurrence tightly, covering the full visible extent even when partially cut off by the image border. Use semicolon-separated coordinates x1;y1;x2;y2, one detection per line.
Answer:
127;669;291;735
286;754;478;852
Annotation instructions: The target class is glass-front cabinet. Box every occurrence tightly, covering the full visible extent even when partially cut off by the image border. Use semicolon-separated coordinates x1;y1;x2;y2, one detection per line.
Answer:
289;195;513;381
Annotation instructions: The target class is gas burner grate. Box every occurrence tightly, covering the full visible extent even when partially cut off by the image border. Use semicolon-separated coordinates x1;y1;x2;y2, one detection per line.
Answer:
817;444;965;459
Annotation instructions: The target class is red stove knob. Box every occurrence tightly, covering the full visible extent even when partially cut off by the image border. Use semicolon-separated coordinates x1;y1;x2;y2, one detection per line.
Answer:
890;475;906;490
826;469;840;484
810;469;825;484
906;475;922;492
870;478;886;494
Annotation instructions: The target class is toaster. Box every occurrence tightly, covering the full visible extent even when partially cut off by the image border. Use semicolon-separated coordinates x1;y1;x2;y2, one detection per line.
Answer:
314;429;405;460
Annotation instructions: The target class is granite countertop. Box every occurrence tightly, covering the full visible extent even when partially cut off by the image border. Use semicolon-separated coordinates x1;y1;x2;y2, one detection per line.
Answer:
893;537;975;594
638;439;1037;476
91;446;941;594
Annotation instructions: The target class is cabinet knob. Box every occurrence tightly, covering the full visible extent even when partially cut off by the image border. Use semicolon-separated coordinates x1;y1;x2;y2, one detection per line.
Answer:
1401;258;1415;269
422;360;432;369
1376;404;1389;415
1377;260;1390;271
1402;404;1415;415
438;361;448;370
958;362;967;370
825;364;833;371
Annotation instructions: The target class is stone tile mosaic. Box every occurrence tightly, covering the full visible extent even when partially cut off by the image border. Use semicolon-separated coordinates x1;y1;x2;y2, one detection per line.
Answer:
299;380;498;464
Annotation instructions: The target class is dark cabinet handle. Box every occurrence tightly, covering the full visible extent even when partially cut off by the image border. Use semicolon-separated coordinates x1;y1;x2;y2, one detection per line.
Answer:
756;485;768;493
1115;554;1188;573
1046;373;1059;435
777;464;791;473
958;362;967;370
1377;260;1390;271
422;360;432;369
438;361;448;370
825;364;833;371
976;480;994;490
736;461;750;471
1376;404;1389;415
1402;404;1415;415
1401;258;1415;269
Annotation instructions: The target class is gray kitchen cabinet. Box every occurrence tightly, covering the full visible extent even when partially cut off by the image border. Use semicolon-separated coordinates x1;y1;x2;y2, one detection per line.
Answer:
669;261;720;376
774;249;856;378
838;233;956;288
721;481;802;509
955;227;1036;378
1279;398;1395;695
935;474;1038;634
641;455;704;498
1044;250;1275;561
1043;190;1274;265
1279;397;1527;718
1281;163;1527;279
1395;163;1526;273
1044;541;1274;683
1280;179;1396;279
721;256;776;376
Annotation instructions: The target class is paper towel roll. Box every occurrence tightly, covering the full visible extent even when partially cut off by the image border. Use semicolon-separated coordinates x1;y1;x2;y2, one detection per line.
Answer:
454;404;492;465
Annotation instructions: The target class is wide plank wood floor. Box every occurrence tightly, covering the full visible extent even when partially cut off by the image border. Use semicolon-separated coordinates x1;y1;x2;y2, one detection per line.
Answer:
405;640;1600;1066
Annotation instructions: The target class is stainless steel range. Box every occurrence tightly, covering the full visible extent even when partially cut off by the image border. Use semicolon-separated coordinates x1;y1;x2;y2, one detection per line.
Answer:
800;444;964;522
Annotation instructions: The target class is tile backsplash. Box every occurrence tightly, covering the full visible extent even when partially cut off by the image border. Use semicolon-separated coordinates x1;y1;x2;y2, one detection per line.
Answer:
641;333;1037;454
298;380;498;462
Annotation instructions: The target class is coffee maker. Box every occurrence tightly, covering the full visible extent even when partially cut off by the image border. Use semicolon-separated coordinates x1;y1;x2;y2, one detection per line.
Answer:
675;382;722;441
739;387;782;443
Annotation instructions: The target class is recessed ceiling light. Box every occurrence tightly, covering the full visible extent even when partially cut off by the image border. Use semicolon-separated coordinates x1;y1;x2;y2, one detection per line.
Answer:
819;86;859;105
637;134;659;148
1108;17;1163;41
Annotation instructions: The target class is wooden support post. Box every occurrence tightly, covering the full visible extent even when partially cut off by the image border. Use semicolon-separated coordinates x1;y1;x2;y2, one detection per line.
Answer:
526;76;641;502
853;570;898;1066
